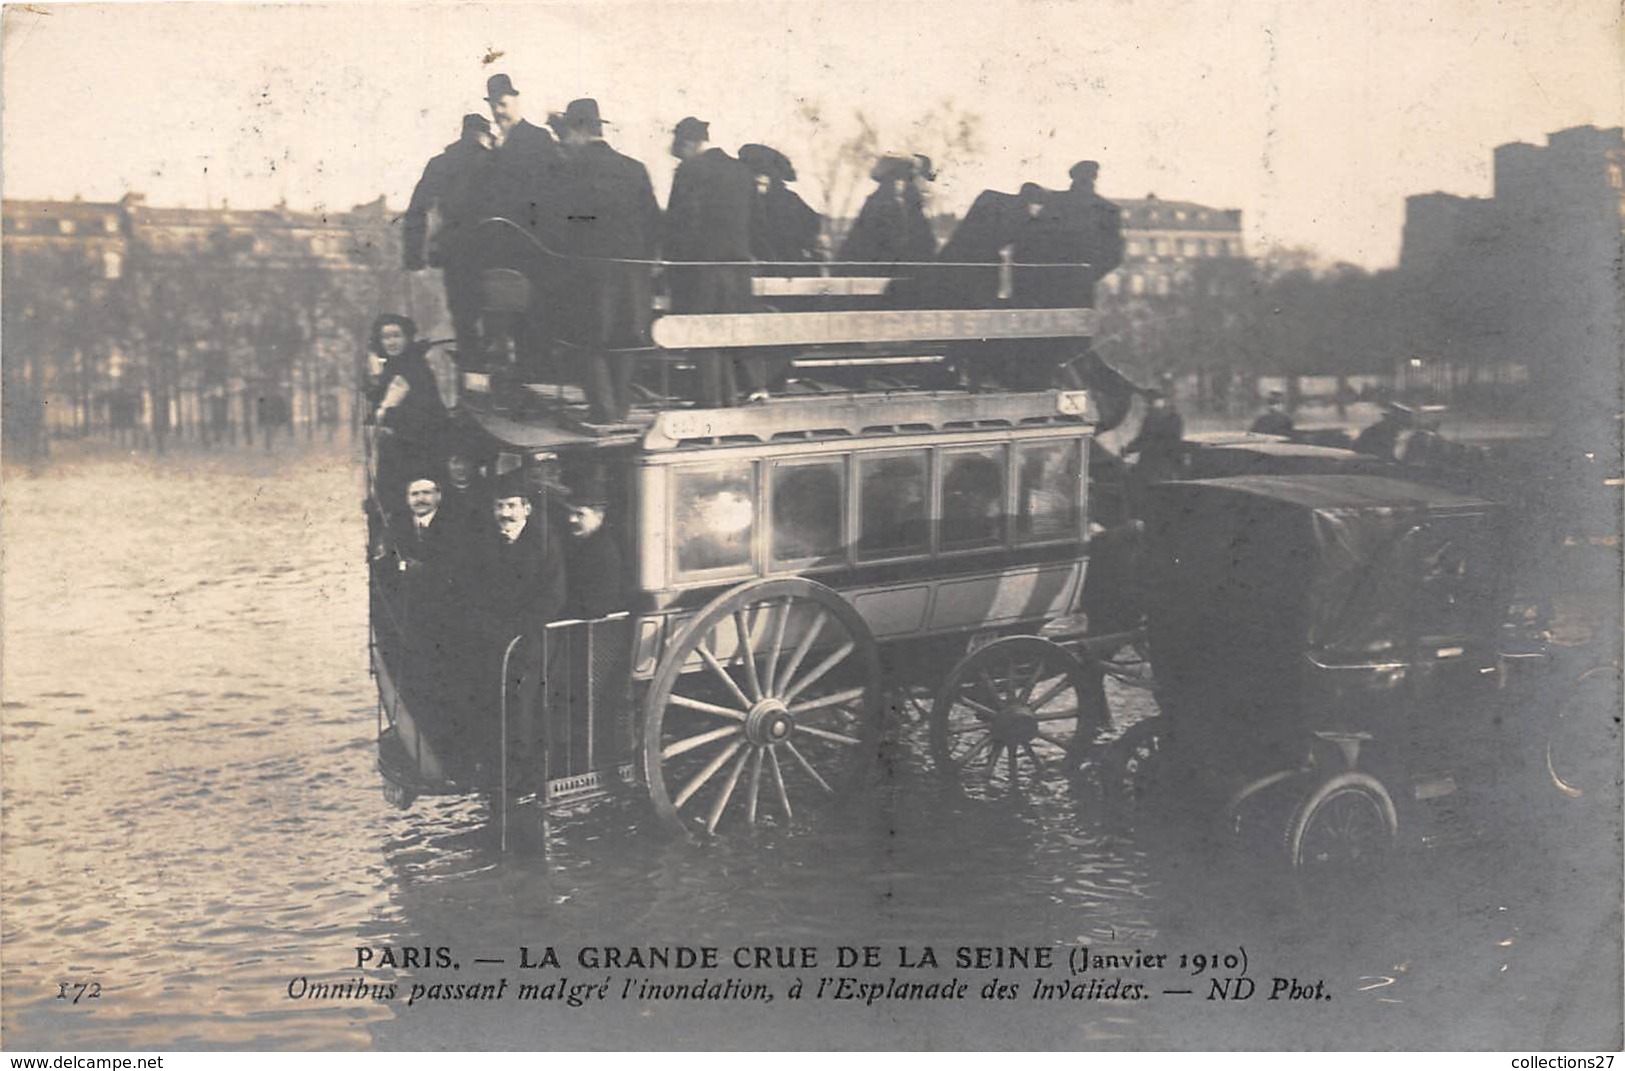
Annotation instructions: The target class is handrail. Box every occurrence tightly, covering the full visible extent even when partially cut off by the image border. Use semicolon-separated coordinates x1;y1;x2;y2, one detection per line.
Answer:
497;632;525;853
473;215;1092;272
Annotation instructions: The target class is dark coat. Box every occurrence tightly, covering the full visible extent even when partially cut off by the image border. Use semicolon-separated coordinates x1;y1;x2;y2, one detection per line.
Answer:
838;182;937;274
928;189;1023;306
751;181;822;265
665;147;757;313
1124;403;1186;479
381;508;468;640
563;527;627;620
558;140;660;346
378;343;447;441
483;119;564;236
403;137;493;270
472;516;568;643
1012;187;1123;308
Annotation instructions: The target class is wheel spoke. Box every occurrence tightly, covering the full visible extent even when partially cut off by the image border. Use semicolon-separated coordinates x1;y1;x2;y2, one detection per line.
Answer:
763;597;791;696
734;609;762;702
782;639;854;704
662;724;741;760
1005;743;1017;784
977;667;1007;707
955;693;1000;720
797;723;863;747
1027;675;1072;712
1018;660;1047;704
674;739;744;809
696;641;752;711
1034;731;1073;752
776;609;826;700
1022;743;1048;774
705;747;752;834
1034;710;1080;723
669;693;748;721
746;748;764;827
787;685;867;717
768;746;792;821
955;734;995;770
782;739;834;795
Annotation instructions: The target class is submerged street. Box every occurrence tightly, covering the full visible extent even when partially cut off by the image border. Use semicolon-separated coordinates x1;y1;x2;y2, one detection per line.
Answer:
1;443;1618;1050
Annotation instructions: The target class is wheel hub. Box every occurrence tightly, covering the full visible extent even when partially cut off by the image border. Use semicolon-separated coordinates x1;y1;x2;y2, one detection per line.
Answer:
991;705;1038;745
745;699;795;746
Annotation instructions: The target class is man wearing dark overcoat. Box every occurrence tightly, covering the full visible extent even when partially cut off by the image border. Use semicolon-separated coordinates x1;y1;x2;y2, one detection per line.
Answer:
469;470;569;773
665;116;761;406
404;114;494;363
554;98;660;424
480;74;566;375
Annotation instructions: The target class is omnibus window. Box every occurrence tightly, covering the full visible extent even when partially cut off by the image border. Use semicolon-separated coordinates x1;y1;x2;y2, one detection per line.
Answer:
674;463;755;575
942;449;1006;549
771;460;845;565
857;451;929;558
1017;441;1080;541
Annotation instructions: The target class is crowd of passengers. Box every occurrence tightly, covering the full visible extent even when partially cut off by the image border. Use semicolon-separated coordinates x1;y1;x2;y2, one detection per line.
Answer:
366;342;627;780
403;73;1126;423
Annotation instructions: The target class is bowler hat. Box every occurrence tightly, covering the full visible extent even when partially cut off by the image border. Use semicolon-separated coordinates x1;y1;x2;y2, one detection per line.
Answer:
461;113;492;135
485;73;519;101
565;465;612;509
561;97;608;133
912;154;937;181
491;469;530;502
673;116;709;142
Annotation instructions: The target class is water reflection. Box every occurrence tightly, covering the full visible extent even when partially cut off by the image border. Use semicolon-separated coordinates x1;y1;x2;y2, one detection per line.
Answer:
2;448;1617;1050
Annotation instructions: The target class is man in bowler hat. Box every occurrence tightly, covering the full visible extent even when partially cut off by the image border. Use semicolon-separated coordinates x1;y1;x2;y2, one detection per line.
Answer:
404;113;494;363
480;74;566;378
665;116;762;405
553;98;660;424
838;154;938;273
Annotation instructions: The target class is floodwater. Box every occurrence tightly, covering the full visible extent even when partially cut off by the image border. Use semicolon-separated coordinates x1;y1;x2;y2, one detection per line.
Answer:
2;446;1618;1051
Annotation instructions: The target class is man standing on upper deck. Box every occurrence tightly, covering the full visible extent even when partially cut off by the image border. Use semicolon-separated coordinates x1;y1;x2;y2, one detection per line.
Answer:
481;74;565;376
665;116;761;406
554;98;660;425
404;114;495;363
1052;160;1124;303
838;155;938;275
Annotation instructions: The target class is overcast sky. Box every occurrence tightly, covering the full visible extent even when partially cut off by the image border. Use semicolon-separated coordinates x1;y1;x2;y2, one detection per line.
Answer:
3;0;1620;266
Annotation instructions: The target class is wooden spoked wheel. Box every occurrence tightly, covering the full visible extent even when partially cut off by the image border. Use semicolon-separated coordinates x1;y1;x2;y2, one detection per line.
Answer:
929;636;1103;797
643;578;882;837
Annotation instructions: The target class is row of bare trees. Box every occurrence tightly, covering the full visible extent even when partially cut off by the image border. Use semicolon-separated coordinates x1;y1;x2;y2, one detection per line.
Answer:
3;222;400;459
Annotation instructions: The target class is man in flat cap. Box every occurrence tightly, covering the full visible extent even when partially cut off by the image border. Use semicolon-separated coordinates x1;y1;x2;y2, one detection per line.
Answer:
553;98;660;424
838;154;938;273
665;116;762;406
404;113;495;363
740;143;822;270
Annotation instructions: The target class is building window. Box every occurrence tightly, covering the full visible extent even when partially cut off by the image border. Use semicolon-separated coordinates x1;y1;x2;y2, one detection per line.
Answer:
102;216;119;235
1610;164;1624;190
1154;275;1171;296
941;448;1006;549
1129;273;1145;295
1126;239;1145;257
1101;274;1121;295
770;459;845;566
102;250;123;280
1175;210;1187;222
673;462;755;577
1150;238;1166;256
58;219;76;235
